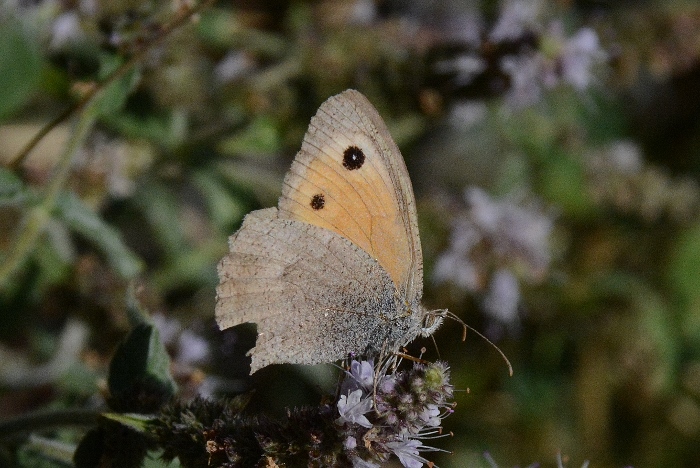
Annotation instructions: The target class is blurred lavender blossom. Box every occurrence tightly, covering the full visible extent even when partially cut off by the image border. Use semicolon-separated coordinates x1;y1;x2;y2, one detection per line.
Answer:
73;133;153;199
489;0;543;43
501;20;606;107
434;187;554;330
152;313;210;367
214;51;256;84
50;11;84;50
431;0;607;111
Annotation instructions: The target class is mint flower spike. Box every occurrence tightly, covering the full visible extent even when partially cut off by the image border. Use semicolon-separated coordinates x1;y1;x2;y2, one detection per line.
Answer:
337;359;455;468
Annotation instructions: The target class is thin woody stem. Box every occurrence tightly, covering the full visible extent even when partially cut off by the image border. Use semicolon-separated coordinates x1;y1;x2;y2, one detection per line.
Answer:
0;0;216;287
7;0;216;171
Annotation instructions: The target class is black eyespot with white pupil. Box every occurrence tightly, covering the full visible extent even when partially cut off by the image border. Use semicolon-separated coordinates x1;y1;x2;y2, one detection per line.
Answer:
310;193;325;210
343;146;365;170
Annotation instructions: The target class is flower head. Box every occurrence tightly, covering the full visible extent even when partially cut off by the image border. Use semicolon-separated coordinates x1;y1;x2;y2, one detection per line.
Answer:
337;360;454;467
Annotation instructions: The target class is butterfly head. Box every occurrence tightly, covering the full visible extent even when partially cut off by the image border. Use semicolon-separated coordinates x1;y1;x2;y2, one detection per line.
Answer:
419;308;446;338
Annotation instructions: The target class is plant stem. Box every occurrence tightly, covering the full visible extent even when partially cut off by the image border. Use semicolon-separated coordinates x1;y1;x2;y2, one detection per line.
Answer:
0;107;96;287
7;0;216;171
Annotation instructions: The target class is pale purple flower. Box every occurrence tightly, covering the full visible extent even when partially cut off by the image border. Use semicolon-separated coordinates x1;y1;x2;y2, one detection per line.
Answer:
604;141;643;174
498;20;606;107
337;389;373;428
344;436;357;450
467;187;553;275
434;55;487;87
448;101;489;128
560;27;606;90
483;268;521;328
385;438;426;468
215;51;255;84
350;359;375;390
151;313;182;345
378;374;396;394
432;216;482;291
434;188;553;329
338;360;453;467
177;329;210;366
51;12;84;50
350;0;377;25
501;54;546;107
419;404;442;428
151;313;211;366
350;456;380;468
490;0;543;42
341;359;375;396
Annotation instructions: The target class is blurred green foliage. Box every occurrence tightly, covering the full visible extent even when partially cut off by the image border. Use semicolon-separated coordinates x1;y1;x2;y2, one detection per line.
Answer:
1;0;700;467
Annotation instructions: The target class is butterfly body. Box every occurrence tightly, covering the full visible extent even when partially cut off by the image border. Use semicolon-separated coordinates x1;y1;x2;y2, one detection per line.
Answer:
216;90;441;373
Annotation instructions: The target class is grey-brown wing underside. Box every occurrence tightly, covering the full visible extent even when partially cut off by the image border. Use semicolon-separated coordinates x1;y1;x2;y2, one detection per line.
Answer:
215;208;402;373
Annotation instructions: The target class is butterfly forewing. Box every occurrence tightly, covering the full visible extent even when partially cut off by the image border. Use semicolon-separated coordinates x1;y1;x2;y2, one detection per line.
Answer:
278;90;423;300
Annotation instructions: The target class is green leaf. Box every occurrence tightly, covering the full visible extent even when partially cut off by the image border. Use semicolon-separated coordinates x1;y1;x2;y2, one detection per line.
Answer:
219;115;282;156
101;412;156;433
33;229;73;289
104;110;185;148
93;54;141;118
124;283;151;328
0;18;43;120
0;167;28;206
55;192;143;279
108;322;176;400
135;183;187;256
538;152;595;218
143;451;182;468
24;435;76;466
73;428;105;468
192;168;246;230
668;223;700;344
150;241;222;291
108;294;176;404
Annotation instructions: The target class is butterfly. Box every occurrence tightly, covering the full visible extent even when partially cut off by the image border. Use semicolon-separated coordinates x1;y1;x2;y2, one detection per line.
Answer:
215;90;445;374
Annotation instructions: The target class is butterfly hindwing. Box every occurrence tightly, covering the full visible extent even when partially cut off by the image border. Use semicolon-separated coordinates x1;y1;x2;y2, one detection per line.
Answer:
215;208;406;373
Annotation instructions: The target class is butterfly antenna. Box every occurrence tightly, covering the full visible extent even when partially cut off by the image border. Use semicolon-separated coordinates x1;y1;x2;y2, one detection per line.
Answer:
443;310;513;377
443;309;467;341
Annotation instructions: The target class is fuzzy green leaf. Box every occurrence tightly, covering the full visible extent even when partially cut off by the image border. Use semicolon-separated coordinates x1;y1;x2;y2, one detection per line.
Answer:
219;115;282;156
93;55;141;118
0;18;42;120
102;412;156;433
192;168;246;230
108;293;176;405
55;192;143;279
0;167;28;206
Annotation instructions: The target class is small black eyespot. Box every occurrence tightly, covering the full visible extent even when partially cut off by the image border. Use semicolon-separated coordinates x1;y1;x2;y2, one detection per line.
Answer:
310;194;325;210
342;146;365;170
